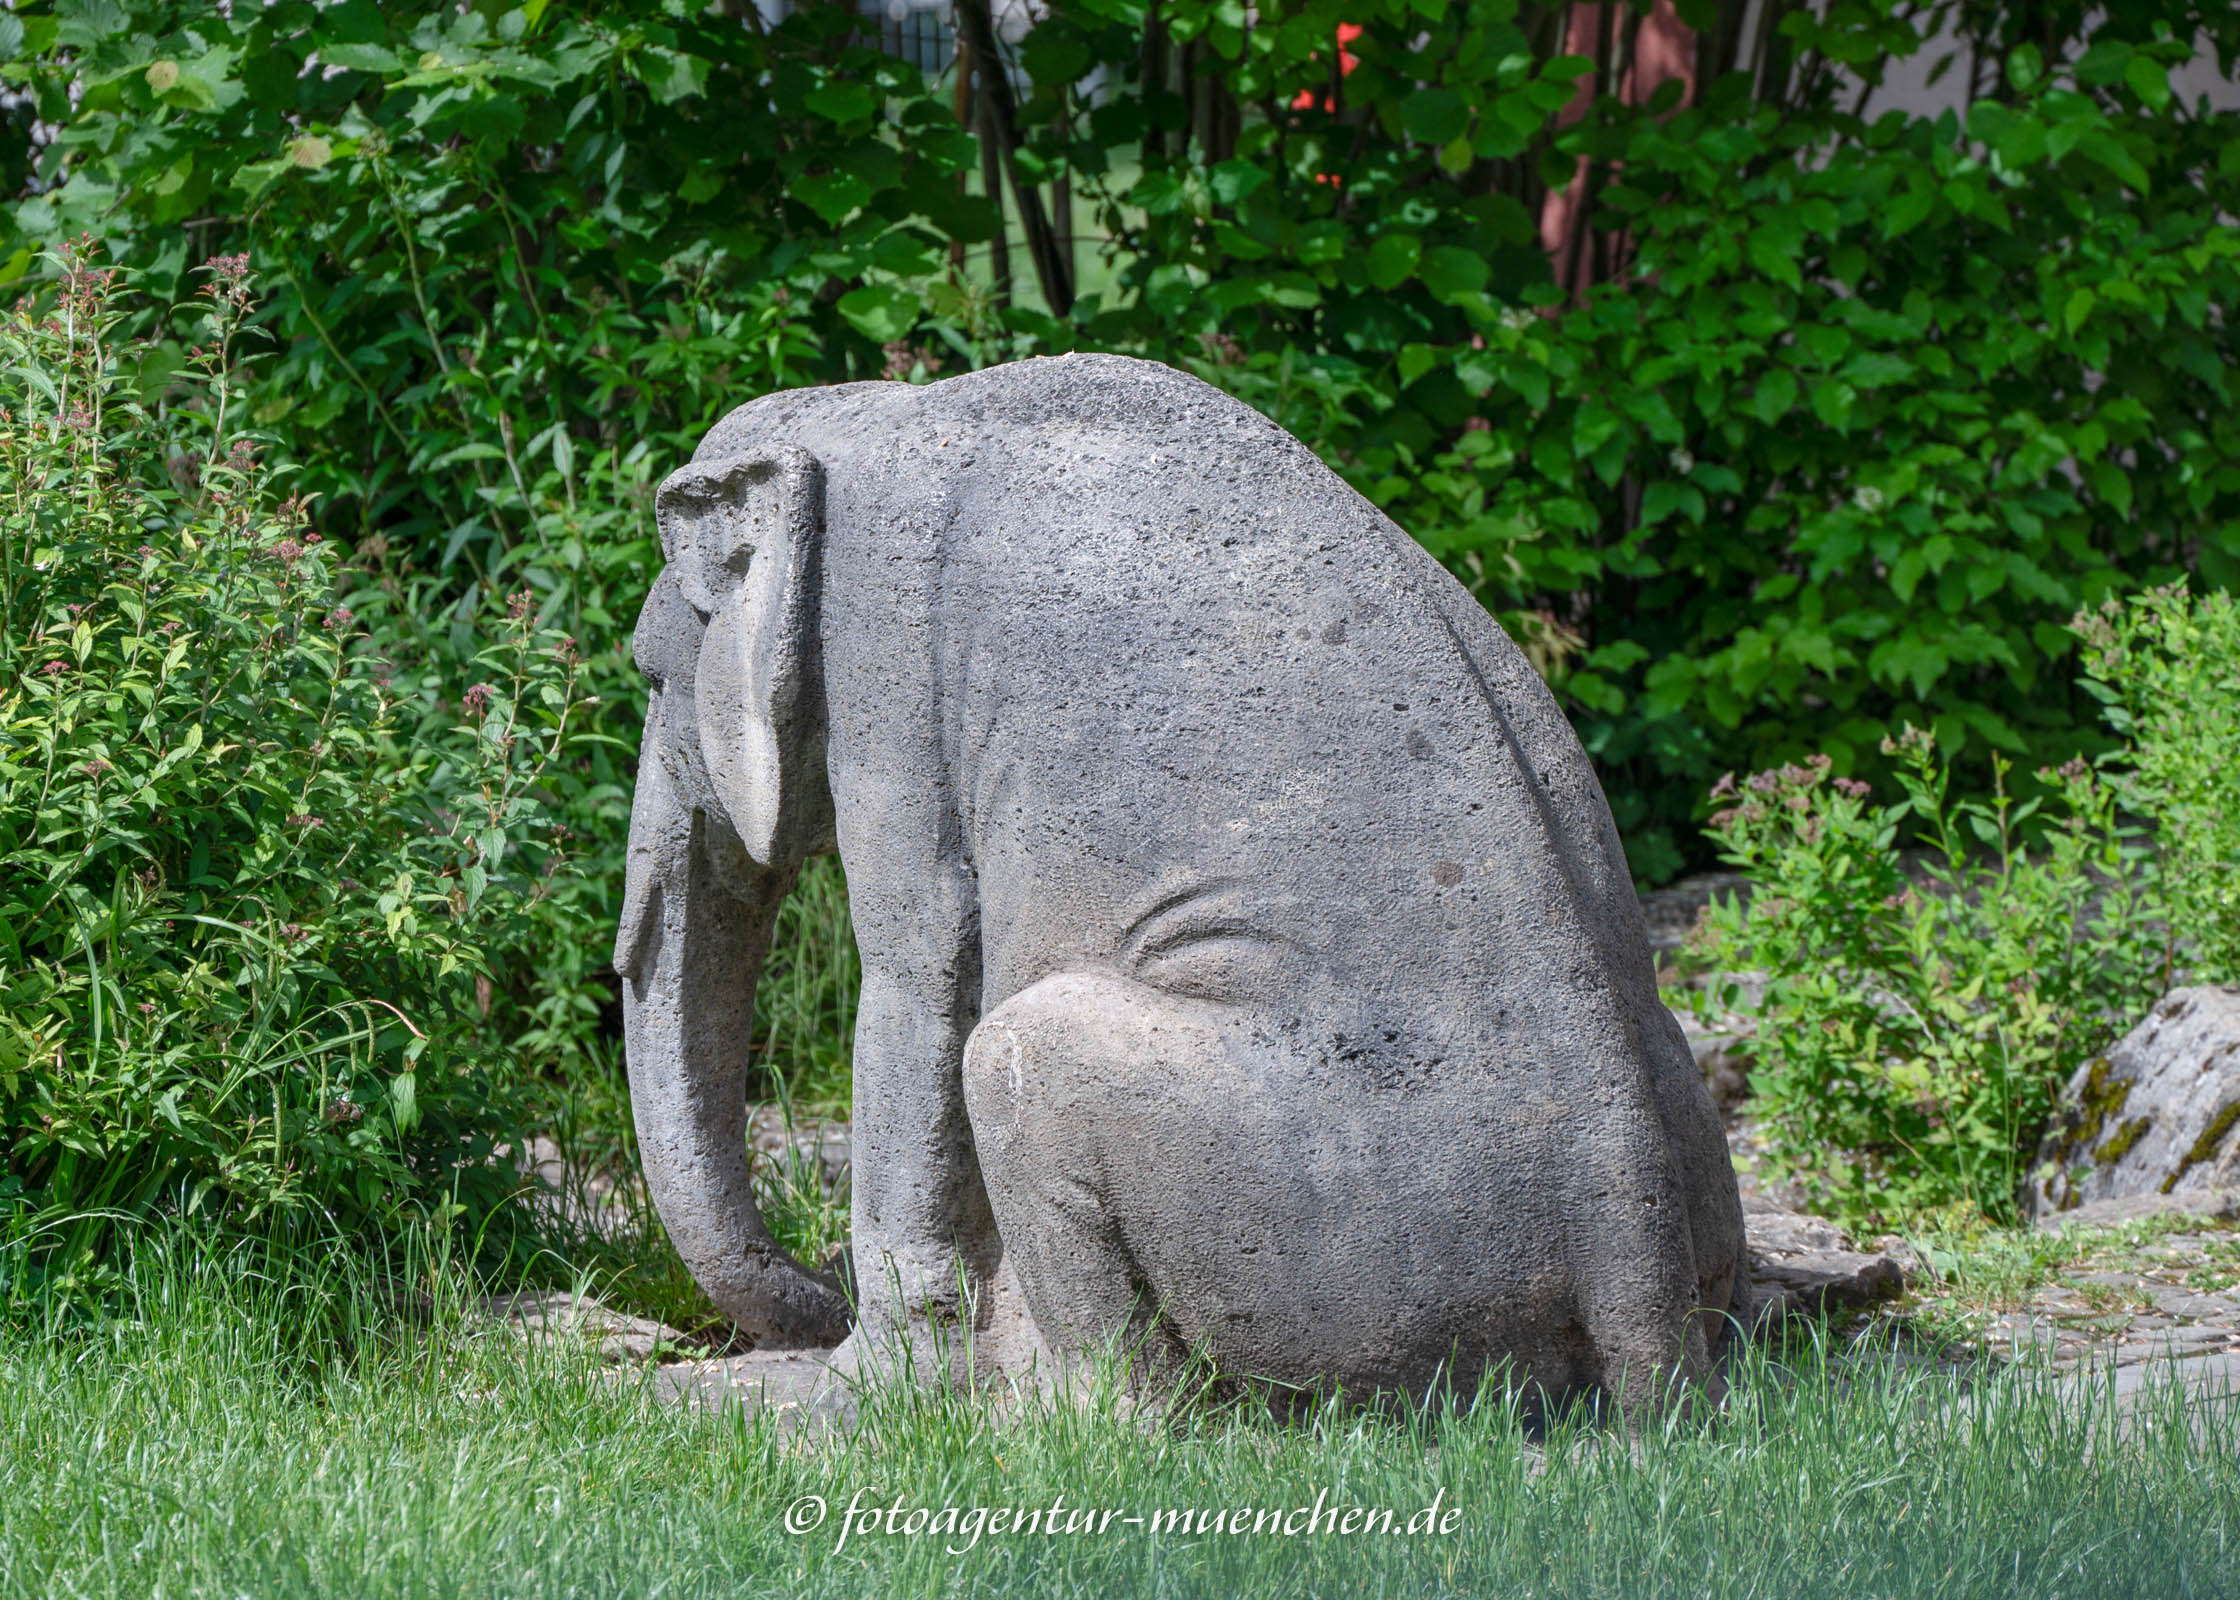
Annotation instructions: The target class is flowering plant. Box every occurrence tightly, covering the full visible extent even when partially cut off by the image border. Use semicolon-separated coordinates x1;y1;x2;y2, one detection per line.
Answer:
0;245;582;1306
1687;730;2166;1227
2075;584;2240;986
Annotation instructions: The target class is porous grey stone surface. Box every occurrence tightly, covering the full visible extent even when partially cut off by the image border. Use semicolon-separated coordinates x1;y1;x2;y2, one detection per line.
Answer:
612;353;1745;1407
2029;986;2240;1221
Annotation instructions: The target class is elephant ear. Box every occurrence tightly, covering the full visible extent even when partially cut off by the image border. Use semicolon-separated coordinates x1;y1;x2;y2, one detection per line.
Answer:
653;446;832;867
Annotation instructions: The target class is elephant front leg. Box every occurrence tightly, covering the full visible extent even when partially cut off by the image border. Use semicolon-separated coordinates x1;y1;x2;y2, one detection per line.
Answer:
826;860;1037;1389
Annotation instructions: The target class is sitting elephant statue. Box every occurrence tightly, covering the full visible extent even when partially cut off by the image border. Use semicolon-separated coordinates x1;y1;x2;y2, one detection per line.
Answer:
614;353;1745;1408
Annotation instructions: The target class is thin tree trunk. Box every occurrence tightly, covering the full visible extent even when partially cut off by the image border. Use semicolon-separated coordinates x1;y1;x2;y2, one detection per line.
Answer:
962;29;1013;306
950;29;970;275
1705;0;1751;82
1563;3;1617;299
1052;85;1074;304
1141;8;1169;161
954;0;1075;316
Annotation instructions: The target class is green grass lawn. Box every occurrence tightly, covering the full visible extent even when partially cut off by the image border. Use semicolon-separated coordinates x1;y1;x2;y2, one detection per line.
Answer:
5;1243;2236;1599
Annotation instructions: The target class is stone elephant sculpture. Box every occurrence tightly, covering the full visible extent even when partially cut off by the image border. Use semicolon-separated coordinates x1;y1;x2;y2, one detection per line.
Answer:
613;353;1745;1407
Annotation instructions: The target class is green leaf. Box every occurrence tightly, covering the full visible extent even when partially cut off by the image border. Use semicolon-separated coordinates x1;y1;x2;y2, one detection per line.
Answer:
2089;460;2133;517
55;0;127;50
1293;223;1346;265
323;42;405;74
1796;324;1851;368
148;60;219;112
1208;159;1268;206
804;80;877;124
148;152;195;196
792;172;872;223
2073;40;2131;87
389;1073;419;1133
1810;381;1857;432
2124;56;2170;112
1994;116;2048;170
1745;226;1801;291
1839;353;1912;389
230;158;290;203
1419;246;1488;301
2006;43;2043;92
1640;481;1706;527
1397;343;1441;387
836;283;918;342
1401;88;1469;146
1888;548;1927;602
1364;232;1421;291
639;46;710;106
1020;24;1093;85
1752;369;1797;423
1882;181;1934;239
2075;132;2150;192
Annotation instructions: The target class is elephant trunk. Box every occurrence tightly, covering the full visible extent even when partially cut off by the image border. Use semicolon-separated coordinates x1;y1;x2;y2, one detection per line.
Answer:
612;745;851;1348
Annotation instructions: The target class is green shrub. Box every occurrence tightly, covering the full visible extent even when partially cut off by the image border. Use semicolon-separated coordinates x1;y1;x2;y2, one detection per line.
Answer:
2076;583;2240;984
0;0;984;1072
0;246;582;1307
1687;731;2165;1228
10;3;2234;909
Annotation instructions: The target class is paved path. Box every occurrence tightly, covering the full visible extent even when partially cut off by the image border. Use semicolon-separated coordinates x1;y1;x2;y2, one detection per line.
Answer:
651;1349;836;1420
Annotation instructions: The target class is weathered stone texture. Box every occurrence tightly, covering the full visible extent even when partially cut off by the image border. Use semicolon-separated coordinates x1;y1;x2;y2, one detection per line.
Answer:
2031;986;2240;1220
615;353;1747;1406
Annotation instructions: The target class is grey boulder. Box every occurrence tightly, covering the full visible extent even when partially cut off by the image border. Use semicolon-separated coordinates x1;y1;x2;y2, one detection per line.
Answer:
2030;986;2240;1221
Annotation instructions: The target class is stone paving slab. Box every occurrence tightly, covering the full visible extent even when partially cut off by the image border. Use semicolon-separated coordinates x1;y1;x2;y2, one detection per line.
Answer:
486;1290;708;1365
2100;1347;2240;1404
651;1349;836;1423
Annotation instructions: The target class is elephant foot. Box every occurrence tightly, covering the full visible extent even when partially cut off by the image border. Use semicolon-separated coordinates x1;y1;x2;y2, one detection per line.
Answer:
811;1248;1054;1404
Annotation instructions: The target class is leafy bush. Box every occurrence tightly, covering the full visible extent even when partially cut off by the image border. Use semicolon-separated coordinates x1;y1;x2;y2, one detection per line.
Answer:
9;3;2234;905
2076;583;2240;984
0;0;980;1071
4;9;2230;1269
1686;731;2165;1228
0;246;582;1306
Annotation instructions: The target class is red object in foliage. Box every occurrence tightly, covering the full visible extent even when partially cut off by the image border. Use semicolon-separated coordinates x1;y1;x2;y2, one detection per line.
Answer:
1290;21;1363;111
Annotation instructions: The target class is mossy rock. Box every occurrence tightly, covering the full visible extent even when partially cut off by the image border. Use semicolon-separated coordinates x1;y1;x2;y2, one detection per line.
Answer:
2028;986;2240;1219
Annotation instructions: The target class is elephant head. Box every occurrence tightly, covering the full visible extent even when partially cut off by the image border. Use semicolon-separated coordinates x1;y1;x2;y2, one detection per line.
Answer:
610;444;847;1347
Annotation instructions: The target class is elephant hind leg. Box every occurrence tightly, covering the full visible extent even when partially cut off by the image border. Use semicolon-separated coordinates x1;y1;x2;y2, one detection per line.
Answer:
963;971;1699;1413
1562;1104;1730;1419
961;972;1207;1391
